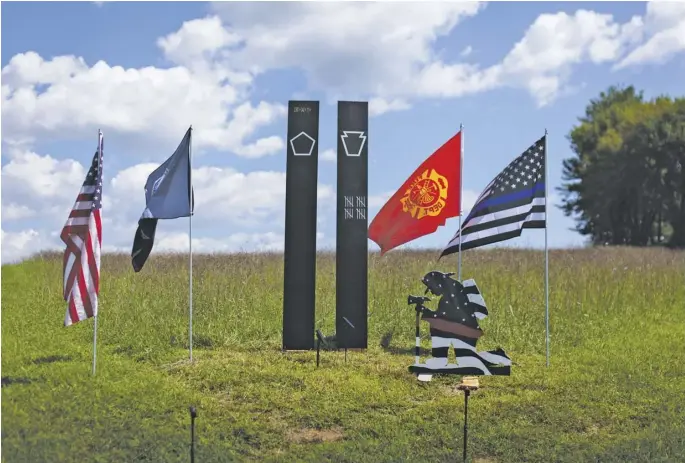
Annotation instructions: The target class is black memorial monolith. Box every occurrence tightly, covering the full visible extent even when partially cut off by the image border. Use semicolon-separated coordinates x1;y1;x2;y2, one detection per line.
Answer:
336;101;369;349
283;101;320;350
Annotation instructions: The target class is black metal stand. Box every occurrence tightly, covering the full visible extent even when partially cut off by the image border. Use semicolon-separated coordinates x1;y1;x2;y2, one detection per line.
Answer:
342;317;355;363
189;406;197;463
457;377;478;463
316;330;326;367
463;389;470;463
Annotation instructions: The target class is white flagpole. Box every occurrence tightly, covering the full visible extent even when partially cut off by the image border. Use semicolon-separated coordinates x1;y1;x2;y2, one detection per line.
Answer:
189;125;194;363
93;129;103;376
458;123;464;281
544;129;550;368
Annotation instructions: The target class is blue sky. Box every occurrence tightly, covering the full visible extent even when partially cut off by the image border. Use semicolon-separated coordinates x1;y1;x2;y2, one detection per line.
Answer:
2;1;684;263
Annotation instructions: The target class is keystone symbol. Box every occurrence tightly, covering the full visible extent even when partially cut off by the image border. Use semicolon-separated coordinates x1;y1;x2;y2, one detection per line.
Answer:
341;131;367;157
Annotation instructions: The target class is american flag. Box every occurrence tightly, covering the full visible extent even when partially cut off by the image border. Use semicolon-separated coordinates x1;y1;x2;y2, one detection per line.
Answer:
60;132;103;327
441;135;546;257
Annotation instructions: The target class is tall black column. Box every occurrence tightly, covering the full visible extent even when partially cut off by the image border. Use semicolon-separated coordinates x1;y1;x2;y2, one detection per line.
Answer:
336;101;368;349
283;101;319;350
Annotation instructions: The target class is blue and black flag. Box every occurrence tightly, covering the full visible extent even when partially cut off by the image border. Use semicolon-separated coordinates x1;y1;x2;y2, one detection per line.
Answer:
440;135;546;257
132;127;194;272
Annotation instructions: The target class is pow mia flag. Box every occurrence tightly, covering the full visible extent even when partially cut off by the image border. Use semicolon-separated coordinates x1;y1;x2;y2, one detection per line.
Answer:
132;127;194;272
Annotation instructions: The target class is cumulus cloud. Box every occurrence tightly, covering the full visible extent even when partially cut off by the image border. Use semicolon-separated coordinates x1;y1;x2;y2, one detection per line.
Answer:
496;9;644;106
151;230;326;254
3;2;680;149
1;49;285;157
614;2;685;69
2;204;36;220
1;146;335;262
204;3;656;109
3;2;683;262
211;2;484;97
1;229;46;263
1;147;88;223
320;149;336;162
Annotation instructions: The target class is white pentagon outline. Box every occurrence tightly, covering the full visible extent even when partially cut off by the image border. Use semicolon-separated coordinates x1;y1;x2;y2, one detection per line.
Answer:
340;131;367;157
289;131;316;156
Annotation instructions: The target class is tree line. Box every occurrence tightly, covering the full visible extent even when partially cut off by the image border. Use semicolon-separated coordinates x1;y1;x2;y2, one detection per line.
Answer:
559;85;685;248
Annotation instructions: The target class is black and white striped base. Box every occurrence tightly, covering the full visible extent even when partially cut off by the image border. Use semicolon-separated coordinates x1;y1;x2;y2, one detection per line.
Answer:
409;345;511;376
409;364;510;376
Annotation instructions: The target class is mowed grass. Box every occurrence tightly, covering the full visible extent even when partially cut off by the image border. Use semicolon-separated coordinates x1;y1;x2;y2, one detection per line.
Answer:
2;247;684;462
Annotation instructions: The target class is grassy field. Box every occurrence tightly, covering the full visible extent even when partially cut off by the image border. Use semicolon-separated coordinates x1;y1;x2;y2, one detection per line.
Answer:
2;247;684;462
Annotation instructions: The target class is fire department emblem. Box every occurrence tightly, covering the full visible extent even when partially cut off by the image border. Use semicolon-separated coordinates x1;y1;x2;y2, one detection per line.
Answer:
400;169;449;219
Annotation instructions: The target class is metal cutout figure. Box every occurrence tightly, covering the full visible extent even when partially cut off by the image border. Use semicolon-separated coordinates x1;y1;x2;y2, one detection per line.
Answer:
408;271;511;376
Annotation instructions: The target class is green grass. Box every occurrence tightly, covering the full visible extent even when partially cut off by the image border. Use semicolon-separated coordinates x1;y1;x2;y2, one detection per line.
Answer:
2;247;685;462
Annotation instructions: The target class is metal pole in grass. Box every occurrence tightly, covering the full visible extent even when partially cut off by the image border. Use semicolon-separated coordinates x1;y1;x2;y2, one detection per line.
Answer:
342;317;355;362
316;329;324;367
457;377;479;463
544;128;550;368
463;388;470;462
92;316;98;375
189;125;194;363
189;406;197;463
458;123;464;281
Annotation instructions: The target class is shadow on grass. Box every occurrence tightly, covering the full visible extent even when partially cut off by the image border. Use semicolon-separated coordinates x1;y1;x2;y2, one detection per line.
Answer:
380;330;427;356
1;376;39;387
31;354;73;365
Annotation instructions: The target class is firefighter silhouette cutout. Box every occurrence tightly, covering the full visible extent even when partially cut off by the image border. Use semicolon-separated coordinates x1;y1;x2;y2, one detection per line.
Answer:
408;271;511;376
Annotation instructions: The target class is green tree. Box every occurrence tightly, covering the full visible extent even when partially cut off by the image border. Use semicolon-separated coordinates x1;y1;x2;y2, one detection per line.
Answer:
559;86;685;248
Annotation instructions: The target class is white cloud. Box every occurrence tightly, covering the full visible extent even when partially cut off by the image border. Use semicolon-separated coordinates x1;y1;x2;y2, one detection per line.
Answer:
154;231;284;253
0;145;336;262
320;149;336;162
156;15;243;70
2;203;36;221
460;189;480;213
369;98;411;117
1;228;46;263
114;163;336;232
4;2;674;158
203;3;654;109
1;48;285;157
614;2;685;69
369;191;395;208
1;147;87;222
3;2;682;263
206;3;491;111
151;230;326;253
211;2;484;98
496;9;644;106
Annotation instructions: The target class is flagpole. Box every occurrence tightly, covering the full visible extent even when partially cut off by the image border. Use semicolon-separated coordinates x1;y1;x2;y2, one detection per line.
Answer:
93;309;98;376
189;125;194;363
458;123;464;281
93;129;102;376
544;128;550;368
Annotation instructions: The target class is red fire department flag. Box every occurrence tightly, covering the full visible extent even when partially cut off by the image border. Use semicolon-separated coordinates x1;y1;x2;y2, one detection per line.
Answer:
369;131;462;255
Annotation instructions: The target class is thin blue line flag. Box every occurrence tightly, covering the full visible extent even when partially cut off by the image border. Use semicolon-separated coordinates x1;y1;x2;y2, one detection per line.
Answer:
440;135;546;257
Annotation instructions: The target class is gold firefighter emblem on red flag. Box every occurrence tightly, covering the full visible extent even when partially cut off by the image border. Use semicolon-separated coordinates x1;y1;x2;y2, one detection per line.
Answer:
400;169;449;219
